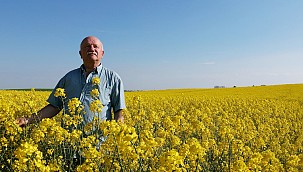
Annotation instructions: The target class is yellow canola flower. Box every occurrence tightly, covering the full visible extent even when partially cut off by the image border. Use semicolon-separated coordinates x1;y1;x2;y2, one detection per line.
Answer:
158;149;185;171
80;135;98;149
13;140;49;172
14;141;38;160
90;88;99;98
70;129;82;140
247;152;263;171
68;97;83;113
82;147;102;160
232;157;250;171
54;88;66;98
89;100;103;113
286;155;300;170
1;84;303;171
92;77;100;85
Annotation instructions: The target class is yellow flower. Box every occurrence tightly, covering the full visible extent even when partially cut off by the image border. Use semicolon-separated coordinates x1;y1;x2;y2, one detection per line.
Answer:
3;84;303;171
92;77;100;85
68;97;83;114
232;157;249;171
13;139;49;171
54;88;66;98
47;149;54;155
90;88;99;98
159;149;184;171
71;129;82;140
286;155;300;169
90;100;103;113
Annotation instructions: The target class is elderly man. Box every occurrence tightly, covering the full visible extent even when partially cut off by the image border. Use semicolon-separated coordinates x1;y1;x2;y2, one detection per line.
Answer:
17;36;126;126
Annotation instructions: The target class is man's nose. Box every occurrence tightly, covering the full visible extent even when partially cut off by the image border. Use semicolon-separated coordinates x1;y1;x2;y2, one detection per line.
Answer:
88;45;95;51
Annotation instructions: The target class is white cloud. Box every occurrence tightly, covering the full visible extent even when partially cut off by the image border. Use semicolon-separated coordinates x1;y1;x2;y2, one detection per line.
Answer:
200;62;215;65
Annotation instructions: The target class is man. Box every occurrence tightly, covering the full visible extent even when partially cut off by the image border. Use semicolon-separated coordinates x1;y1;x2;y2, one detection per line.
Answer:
17;36;125;127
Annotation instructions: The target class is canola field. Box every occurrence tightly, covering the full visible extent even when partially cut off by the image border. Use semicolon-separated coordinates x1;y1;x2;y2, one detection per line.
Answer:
1;84;303;171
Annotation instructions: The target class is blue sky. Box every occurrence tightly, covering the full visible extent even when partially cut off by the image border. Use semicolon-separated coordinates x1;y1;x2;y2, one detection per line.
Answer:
1;1;302;90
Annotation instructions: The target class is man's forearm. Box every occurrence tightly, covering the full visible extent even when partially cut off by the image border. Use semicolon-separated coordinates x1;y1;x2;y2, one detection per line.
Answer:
28;104;60;124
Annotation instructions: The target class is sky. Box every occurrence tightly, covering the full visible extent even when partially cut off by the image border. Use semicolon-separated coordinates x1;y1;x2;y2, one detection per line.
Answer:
0;1;302;90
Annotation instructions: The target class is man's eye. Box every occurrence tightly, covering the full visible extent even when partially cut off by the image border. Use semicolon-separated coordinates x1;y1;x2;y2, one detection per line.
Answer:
84;44;99;49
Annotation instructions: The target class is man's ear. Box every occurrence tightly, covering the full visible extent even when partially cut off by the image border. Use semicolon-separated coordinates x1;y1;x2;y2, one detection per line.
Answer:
79;51;82;58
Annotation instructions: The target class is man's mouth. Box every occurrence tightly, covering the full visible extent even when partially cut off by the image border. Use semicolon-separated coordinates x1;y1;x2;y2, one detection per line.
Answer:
87;52;97;56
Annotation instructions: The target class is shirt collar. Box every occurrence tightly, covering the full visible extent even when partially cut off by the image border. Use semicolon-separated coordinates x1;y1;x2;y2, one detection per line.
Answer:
80;63;103;74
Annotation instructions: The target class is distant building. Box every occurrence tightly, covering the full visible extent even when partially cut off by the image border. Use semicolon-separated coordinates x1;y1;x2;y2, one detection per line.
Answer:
214;86;225;88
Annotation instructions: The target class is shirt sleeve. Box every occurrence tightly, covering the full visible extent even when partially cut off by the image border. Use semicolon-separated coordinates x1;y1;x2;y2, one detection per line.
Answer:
111;75;126;112
47;77;66;109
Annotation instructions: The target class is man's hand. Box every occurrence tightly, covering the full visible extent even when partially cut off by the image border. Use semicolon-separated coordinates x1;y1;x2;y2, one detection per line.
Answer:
15;104;60;127
114;109;124;123
15;117;29;127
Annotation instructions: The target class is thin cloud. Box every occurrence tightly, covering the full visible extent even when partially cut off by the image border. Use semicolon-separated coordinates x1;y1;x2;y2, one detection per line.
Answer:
200;62;215;65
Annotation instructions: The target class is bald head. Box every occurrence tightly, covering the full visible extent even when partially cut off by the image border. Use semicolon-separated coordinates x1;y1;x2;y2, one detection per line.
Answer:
80;36;103;50
79;36;104;70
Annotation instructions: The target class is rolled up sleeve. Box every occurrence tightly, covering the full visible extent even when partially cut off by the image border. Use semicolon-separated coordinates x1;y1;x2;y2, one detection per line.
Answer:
47;77;65;109
111;75;126;112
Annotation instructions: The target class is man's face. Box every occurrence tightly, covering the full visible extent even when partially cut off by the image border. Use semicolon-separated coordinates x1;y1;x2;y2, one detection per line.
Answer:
79;36;104;66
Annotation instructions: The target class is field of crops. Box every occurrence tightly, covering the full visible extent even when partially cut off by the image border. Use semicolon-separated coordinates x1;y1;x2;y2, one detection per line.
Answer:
1;84;303;171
